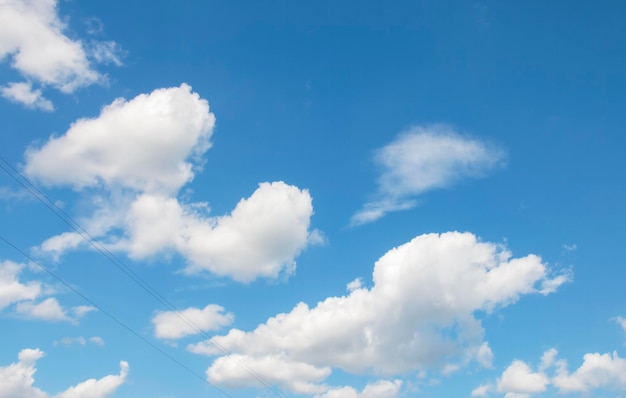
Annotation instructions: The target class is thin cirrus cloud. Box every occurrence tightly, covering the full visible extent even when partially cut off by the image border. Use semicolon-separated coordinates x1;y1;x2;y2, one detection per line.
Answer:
351;124;506;226
0;348;127;398
23;84;321;283
188;231;570;393
0;0;122;110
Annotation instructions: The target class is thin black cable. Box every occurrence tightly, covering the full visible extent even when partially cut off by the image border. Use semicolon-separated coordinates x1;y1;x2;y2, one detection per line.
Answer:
0;234;235;398
0;156;284;397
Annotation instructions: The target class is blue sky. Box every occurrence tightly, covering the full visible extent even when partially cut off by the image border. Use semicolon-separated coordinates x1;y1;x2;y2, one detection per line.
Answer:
1;0;625;397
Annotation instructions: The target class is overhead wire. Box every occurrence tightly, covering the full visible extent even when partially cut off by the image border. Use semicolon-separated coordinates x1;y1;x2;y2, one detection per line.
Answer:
0;234;235;398
0;155;285;398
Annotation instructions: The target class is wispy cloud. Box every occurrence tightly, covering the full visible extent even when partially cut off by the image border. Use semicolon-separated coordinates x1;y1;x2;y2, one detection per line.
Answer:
351;124;506;225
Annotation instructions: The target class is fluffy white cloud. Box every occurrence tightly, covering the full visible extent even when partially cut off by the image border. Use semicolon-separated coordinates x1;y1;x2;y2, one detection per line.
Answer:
153;304;234;340
0;81;53;110
315;380;402;398
351;125;505;225
553;351;626;393
0;260;94;323
0;260;41;309
0;0;122;109
207;353;331;394
189;232;567;390
476;348;626;397
24;84;319;282
0;348;127;398
55;361;128;398
25;84;214;194
15;297;95;323
497;361;549;395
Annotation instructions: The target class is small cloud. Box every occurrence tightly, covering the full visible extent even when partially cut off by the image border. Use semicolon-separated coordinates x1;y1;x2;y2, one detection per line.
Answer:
54;336;87;347
0;82;54;111
562;244;577;252
351;125;506;226
346;277;363;292
89;336;106;346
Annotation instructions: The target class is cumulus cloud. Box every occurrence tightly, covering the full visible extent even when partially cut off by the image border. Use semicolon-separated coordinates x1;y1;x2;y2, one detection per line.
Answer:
0;260;93;323
351;125;506;225
475;348;626;396
0;348;127;398
553;351;626;393
497;361;549;395
0;81;53;110
24;85;319;282
0;260;41;309
315;380;402;398
0;0;122;109
15;297;95;323
207;353;331;394
25;84;214;194
189;232;568;391
153;304;234;340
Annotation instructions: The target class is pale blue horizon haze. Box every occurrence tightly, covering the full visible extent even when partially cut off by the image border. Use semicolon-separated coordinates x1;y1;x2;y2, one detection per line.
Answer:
0;1;625;397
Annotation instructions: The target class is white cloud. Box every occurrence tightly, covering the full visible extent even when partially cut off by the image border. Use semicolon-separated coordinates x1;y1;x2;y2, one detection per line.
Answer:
175;181;317;281
315;380;403;398
206;353;330;394
471;383;491;397
15;297;95;323
0;348;127;398
553;351;626;393
25;84;214;194
497;361;549;395
0;260;41;310
55;361;128;398
89;336;105;346
23;84;320;282
153;304;234;340
0;0;122;109
0;81;53;110
476;348;626;396
189;232;567;390
351;125;505;225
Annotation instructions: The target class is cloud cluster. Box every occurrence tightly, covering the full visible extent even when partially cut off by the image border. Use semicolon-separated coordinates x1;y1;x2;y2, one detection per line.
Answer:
189;232;569;393
0;348;127;398
473;348;626;397
24;84;319;282
0;0;121;109
0;260;94;323
351;125;506;225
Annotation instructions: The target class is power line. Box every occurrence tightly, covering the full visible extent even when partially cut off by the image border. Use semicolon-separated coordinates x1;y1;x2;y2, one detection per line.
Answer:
0;234;235;398
0;155;285;397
